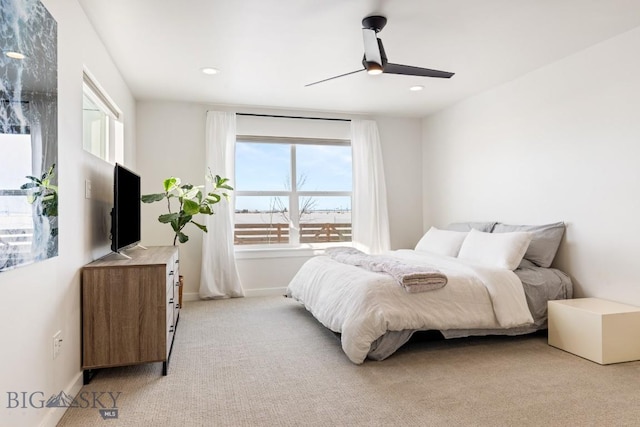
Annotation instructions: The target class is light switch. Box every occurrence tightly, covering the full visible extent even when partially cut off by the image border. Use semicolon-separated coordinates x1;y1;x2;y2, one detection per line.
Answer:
85;179;92;199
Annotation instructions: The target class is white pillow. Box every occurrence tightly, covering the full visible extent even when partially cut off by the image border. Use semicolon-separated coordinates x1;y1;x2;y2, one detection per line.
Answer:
458;229;533;270
415;227;469;257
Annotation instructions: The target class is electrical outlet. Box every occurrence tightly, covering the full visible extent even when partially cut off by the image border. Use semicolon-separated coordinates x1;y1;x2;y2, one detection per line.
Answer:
53;331;63;359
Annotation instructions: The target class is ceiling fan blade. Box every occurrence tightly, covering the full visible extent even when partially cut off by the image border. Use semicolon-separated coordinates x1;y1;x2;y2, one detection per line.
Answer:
384;63;454;79
304;68;365;87
362;29;382;65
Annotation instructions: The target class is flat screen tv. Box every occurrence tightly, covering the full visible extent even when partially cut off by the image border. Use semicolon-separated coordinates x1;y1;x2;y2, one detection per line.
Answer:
111;163;141;253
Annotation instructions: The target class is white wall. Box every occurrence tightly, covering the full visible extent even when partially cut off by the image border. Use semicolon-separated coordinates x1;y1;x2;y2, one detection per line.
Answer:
376;116;424;250
0;1;136;426
136;101;423;297
422;26;640;303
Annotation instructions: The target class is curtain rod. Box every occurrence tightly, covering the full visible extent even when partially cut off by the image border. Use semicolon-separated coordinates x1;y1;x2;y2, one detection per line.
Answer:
236;112;350;123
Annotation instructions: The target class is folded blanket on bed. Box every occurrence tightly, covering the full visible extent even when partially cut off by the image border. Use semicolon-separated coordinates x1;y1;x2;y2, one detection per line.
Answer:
325;247;448;292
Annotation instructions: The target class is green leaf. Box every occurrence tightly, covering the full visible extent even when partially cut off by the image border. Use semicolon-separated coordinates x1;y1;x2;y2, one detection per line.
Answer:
141;193;165;203
159;213;179;223
20;182;37;190
177;232;189;243
182;187;200;201
46;205;58;217
178;214;193;228
213;176;234;191
206;193;221;203
183;199;200;215
163;177;180;192
25;175;41;184
199;205;212;215
191;220;208;233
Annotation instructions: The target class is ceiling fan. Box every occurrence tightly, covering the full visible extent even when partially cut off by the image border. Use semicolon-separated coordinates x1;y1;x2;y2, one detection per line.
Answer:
305;15;454;87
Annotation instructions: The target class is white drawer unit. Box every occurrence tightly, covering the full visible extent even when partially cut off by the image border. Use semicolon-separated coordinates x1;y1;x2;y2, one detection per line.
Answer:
548;298;640;364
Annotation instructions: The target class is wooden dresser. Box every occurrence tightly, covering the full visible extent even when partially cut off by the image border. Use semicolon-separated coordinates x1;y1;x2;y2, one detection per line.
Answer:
81;246;180;383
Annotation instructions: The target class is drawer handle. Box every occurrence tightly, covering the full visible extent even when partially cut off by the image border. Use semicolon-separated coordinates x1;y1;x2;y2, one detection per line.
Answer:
169;271;174;276
175;282;180;287
175;260;179;264
169;326;174;332
169;298;174;304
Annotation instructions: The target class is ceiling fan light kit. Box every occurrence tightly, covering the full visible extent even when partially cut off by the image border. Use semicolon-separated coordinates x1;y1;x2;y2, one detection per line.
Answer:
305;15;455;87
366;62;383;75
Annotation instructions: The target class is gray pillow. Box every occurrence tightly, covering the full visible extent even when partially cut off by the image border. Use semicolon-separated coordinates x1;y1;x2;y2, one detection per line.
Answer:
492;222;565;268
444;222;496;233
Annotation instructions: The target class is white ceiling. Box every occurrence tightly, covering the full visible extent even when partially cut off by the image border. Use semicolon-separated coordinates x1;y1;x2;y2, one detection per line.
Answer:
77;0;640;117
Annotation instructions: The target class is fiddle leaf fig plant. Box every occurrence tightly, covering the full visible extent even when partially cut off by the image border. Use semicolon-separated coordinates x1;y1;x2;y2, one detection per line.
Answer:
20;163;59;255
141;170;233;245
21;163;58;220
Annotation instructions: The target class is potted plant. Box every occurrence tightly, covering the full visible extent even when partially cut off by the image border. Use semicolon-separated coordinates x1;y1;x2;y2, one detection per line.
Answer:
141;170;233;308
21;163;58;258
141;169;233;245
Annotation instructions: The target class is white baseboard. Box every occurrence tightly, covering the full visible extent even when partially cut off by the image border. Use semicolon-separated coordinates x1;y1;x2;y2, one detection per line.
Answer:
183;292;200;302
39;372;83;427
183;287;287;301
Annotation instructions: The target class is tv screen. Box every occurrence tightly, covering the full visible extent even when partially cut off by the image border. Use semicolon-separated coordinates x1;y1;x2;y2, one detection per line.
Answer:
111;163;141;253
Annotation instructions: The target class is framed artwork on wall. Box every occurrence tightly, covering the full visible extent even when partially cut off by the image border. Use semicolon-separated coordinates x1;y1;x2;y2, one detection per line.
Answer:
0;0;58;272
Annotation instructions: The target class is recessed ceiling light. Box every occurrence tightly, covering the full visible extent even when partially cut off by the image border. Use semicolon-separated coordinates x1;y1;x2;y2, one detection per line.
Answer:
201;67;219;75
409;85;424;92
5;51;26;60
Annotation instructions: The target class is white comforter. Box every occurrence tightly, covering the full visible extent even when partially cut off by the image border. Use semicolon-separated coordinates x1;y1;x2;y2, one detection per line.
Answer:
286;250;534;364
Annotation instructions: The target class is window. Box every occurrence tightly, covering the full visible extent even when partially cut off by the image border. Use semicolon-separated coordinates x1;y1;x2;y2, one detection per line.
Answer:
82;71;123;163
0;129;34;267
234;136;352;247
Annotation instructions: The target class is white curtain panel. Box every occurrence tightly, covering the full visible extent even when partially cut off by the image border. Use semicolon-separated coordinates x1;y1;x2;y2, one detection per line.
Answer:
351;119;391;254
200;111;244;299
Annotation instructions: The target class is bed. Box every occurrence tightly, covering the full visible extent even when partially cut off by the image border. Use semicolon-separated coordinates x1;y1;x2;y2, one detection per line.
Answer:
285;221;573;364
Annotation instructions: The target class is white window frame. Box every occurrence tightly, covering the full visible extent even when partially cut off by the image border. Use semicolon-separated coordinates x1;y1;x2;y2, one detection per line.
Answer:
82;70;123;164
234;135;352;249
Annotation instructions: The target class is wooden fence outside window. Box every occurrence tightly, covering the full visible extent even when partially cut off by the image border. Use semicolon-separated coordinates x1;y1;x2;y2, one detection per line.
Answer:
234;223;352;245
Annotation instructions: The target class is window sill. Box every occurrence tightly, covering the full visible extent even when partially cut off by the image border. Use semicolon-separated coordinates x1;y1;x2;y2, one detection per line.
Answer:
234;242;352;260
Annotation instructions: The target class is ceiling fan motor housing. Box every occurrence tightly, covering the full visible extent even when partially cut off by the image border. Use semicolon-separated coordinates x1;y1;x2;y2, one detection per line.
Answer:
362;15;387;33
362;39;388;71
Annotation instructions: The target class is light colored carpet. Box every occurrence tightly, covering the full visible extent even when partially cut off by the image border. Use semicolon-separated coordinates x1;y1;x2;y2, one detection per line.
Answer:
59;296;640;426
